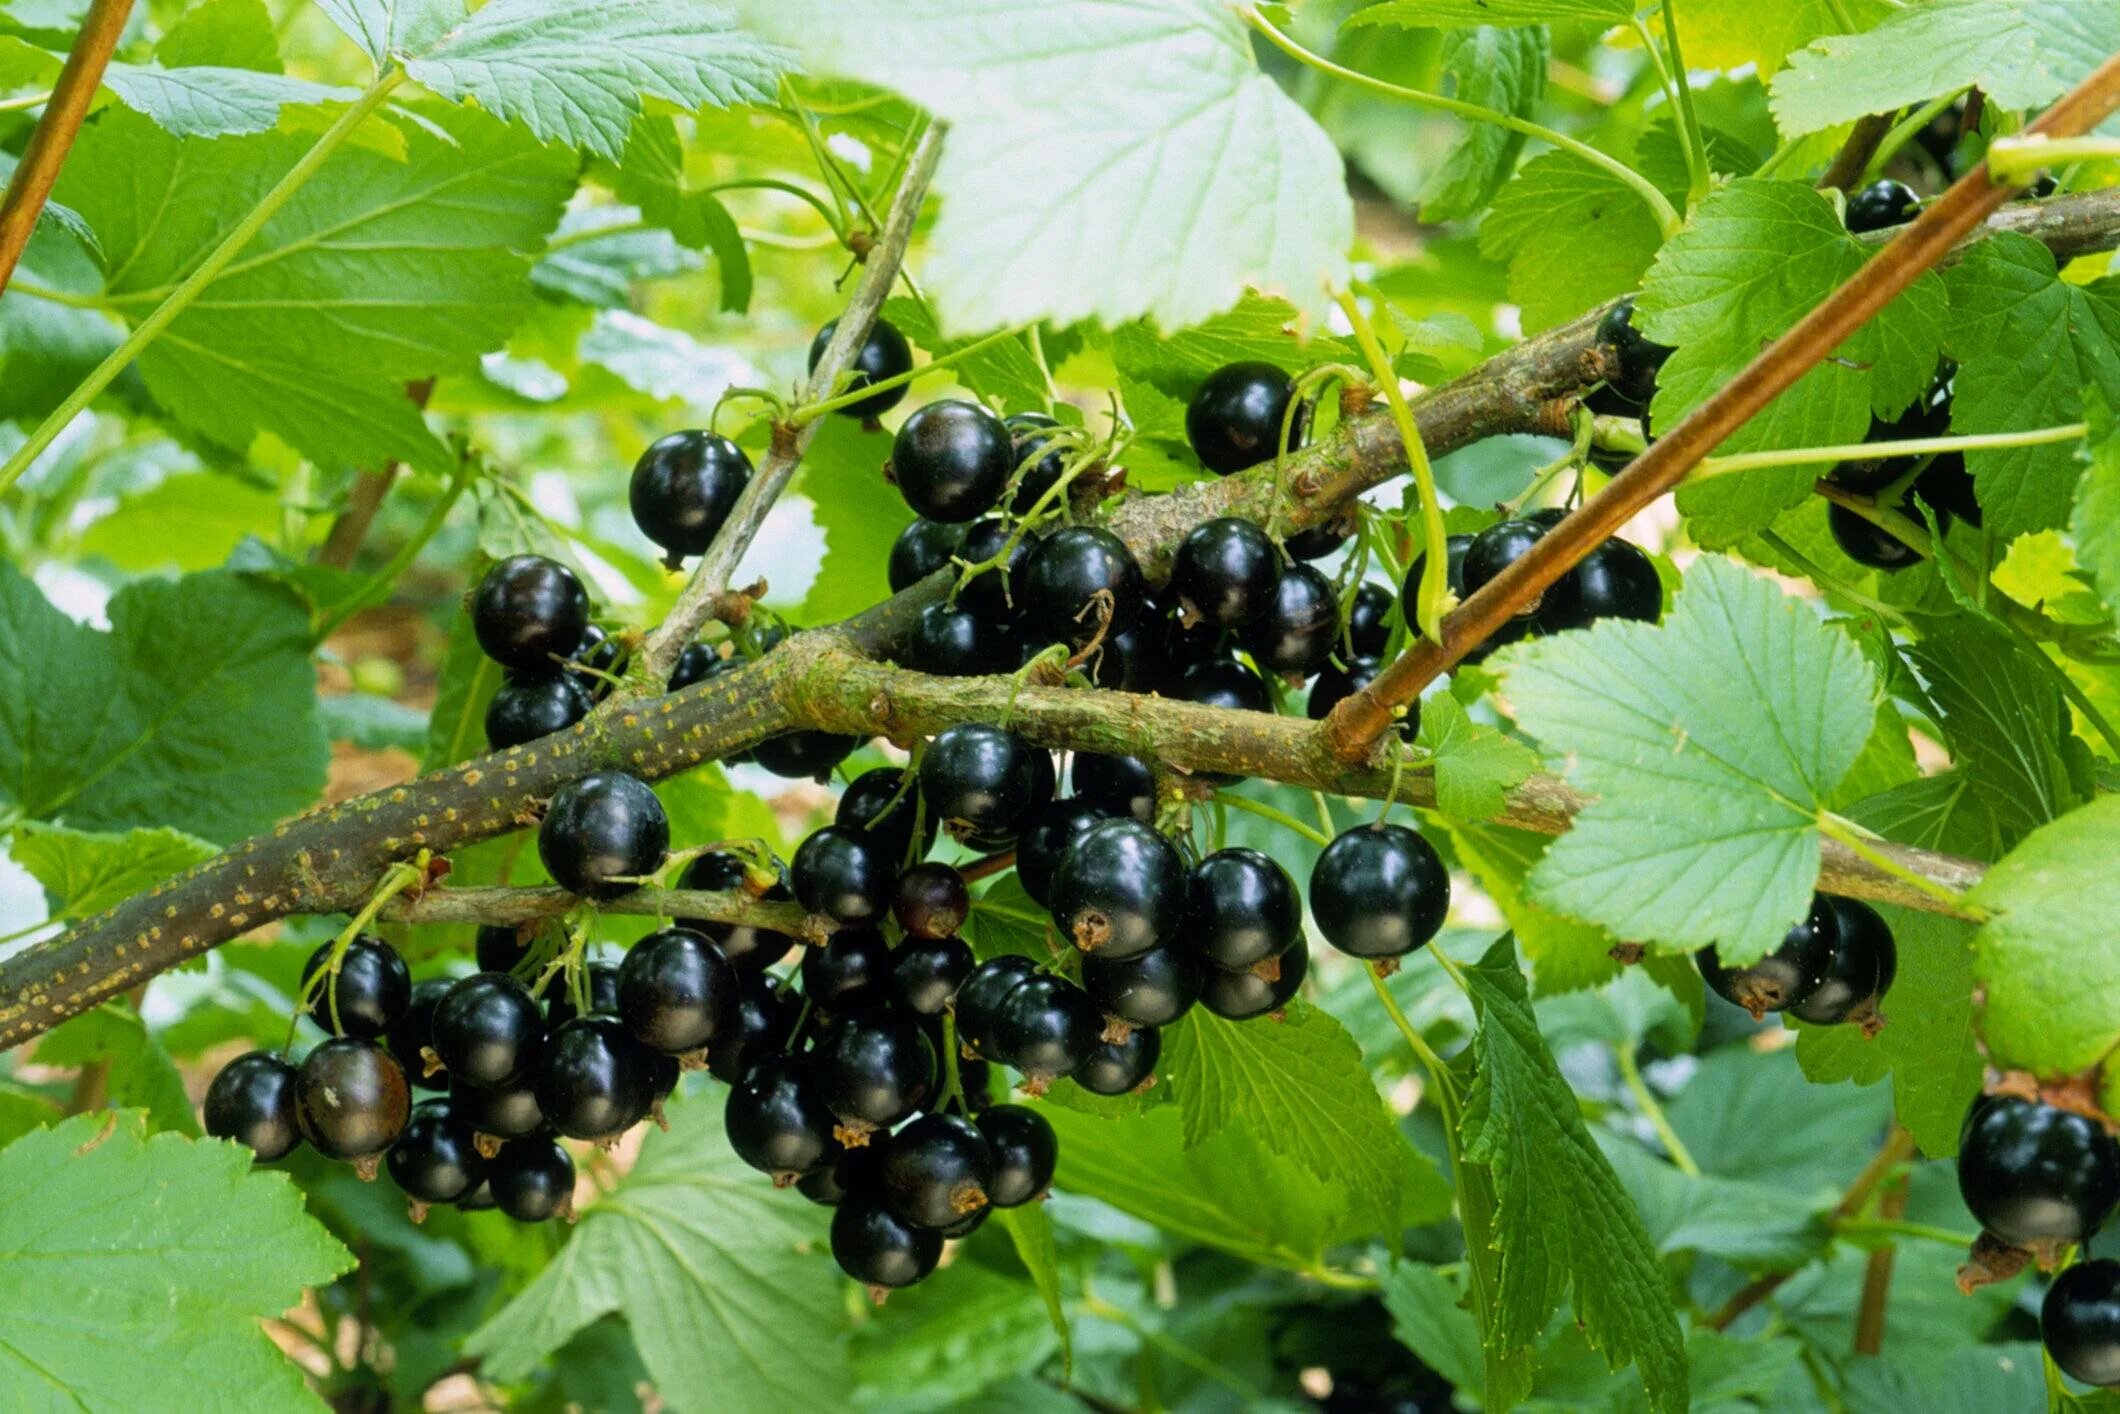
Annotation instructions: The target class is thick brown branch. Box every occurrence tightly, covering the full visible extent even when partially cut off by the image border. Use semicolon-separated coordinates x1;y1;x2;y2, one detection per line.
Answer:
384;885;824;940
0;0;133;294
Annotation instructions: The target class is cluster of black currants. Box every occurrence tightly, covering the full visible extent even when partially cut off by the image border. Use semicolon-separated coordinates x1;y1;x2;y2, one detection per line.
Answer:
1823;369;1982;571
1694;894;1899;1029
475;554;624;750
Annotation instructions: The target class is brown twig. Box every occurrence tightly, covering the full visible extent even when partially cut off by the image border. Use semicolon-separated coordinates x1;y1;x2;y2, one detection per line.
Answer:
1319;51;2120;762
0;0;134;295
317;380;436;570
1852;1173;1908;1357
381;884;823;936
1817;112;1895;194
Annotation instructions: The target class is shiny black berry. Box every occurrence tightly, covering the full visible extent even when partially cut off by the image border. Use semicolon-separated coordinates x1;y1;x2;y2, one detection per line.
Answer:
801;928;893;1013
489;1135;574;1223
1846;178;1919;234
1828;502;1923;571
1171;517;1282;631
836;767;936;867
1697;897;1839;1018
1083;944;1203;1028
1185;847;1300;972
1588;297;1671;413
1075;1025;1160;1095
629;431;752;566
449;1073;543;1141
1071;753;1154;824
1049;818;1185;960
302;934;411;1040
954;516;1034;623
544;960;620;1028
798;1144;882;1208
1284;520;1351;561
894;863;970;940
810;316;914;420
978;1104;1057;1207
892;399;1013;522
1917;453;1982;526
2044;1260;2120;1387
486;672;591;749
1828;384;1953;494
1310;824;1451;960
476;924;535;976
386;1099;487;1204
1958;1096;2120;1248
387;977;454;1092
833;1195;942;1288
1187;362;1298;474
1345;581;1395;658
1022;526;1146;648
792;826;896;926
432;973;543;1089
727;1055;840;1181
1242;563;1339;675
1540;539;1662;632
1788;897;1898;1027
473;555;590;677
956;955;1039;1062
905;600;1015;676
1200;938;1308;1020
708;971;796;1085
750;727;862;780
678;850;796;971
1005;411;1069;513
669;641;736;692
920;724;1043;840
295;1038;411;1162
204;1050;302;1160
1307;655;1416;741
889;936;974;1018
1181;658;1271;716
535;1016;659;1142
1017;798;1108;906
539;771;669;899
882;1112;994;1230
617;927;736;1054
889;518;967;593
1462;518;1551;614
992;972;1100;1081
815;1010;936;1131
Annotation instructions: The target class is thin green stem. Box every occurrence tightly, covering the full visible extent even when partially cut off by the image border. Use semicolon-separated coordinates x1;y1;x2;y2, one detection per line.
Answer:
0;90;50;113
1337;289;1450;642
313;450;476;641
1;71;405;498
1214;791;1331;849
1869;92;1967;182
1758;529;1910;626
700;177;848;241
791;322;1030;423
1833;1216;1978;1247
287;853;426;1048
1244;7;1681;237
1654;5;1710;205
4;279;108;310
1818;813;1984;916
935;1009;965;1112
1694;424;2085;478
1990;135;2120;182
1615;1043;1701;1177
1364;964;1459;1100
1024;324;1055;411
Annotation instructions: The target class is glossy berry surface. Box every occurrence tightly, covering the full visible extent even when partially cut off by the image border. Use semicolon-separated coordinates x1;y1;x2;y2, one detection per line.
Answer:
448;1073;543;1140
535;1016;657;1141
708;972;796;1085
1310;824;1451;959
1345;581;1395;658
1201;939;1308;1020
1071;753;1155;824
810;316;914;420
1187;361;1298;474
628;430;752;564
486;672;591;750
750;727;861;781
978;1105;1057;1207
993;973;1101;1081
1242;563;1339;675
956;955;1038;1060
905;600;1015;677
1016;799;1109;907
920;724;1043;839
836;766;936;867
1697;897;1839;1018
890;935;974;1016
204;1050;302;1160
815;1010;936;1128
889;518;967;593
727;1055;839;1181
1461;518;1550;612
668;642;730;692
1021;525;1147;648
1283;520;1351;561
892;399;1013;522
1075;1025;1160;1096
1589;296;1672;412
473;555;590;676
1171;517;1282;631
539;771;669;899
302;934;411;1040
1788;897;1897;1026
792;825;896;926
1306;655;1418;742
1917;453;1982;526
1181;658;1272;716
894;862;970;940
797;1145;881;1208
679;850;795;971
475;924;534;976
1957;1095;2120;1247
954;516;1033;623
1005;411;1069;513
800;928;893;1013
832;1195;942;1288
490;1136;574;1223
295;1038;410;1161
1083;944;1203;1028
386;1099;486;1204
881;1112;994;1230
617;927;736;1054
1185;847;1300;972
2044;1260;2120;1388
1845;178;1919;233
544;960;621;1027
1828;502;1923;571
433;972;544;1088
1540;538;1662;631
387;977;455;1091
1049;818;1186;960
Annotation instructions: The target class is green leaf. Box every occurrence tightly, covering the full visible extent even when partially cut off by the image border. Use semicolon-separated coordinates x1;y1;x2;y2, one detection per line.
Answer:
795;416;907;628
405;0;793;161
612;116;752;312
1942;235;2120;544
101;63;357;138
466;1088;851;1410
57;106;573;475
317;691;431;752
156;0;283;70
0;32;56;89
1418;26;1545;223
1446;821;1622;994
78;471;283;573
1842;1341;2049;1414
1771;0;2120;137
1379;1262;1484;1395
1595;1133;1825;1270
2080;391;2120;623
1659;0;1894;77
0;217;120;422
849;1261;1059;1406
1846;770;2004;862
0;1112;352;1409
1479;150;1665;335
1968;796;2120;1076
530;207;702;309
35;1007;197;1136
422;603;501;771
1499;555;1876;961
882;297;1051;414
993;1205;1071;1374
1417;693;1538;822
9;820;216;920
1458;937;1686;1413
739;0;1353;332
0;562;328;842
1345;0;1632;25
963;874;1053;962
314;0;460;71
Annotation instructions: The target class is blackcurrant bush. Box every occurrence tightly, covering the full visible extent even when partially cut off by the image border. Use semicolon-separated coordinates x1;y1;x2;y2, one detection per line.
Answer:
1539;538;1662;632
1845;178;1919;234
992;972;1101;1081
750;727;862;781
1310;824;1451;959
833;1194;943;1288
387;977;454;1092
1916;452;1981;526
474;555;590;677
2045;1260;2120;1387
956;954;1039;1061
1242;563;1339;675
1958;1095;2120;1247
489;1135;575;1223
486;672;592;749
1589;297;1672;413
1284;520;1351;561
433;973;544;1089
1180;658;1271;715
449;1073;544;1141
708;971;795;1085
1697;897;1839;1019
810;316;914;420
977;1104;1057;1207
1049;818;1185;960
296;1038;411;1162
535;1015;660;1142
302;934;411;1040
1075;1025;1160;1095
920;723;1043;840
1827;502;1924;571
628;430;752;566
904;600;1016;676
881;1112;994;1230
1083;944;1203;1028
894;862;970;940
889;936;974;1017
539;771;669;899
792;825;896;926
954;516;1034;623
545;960;621;1027
386;1099;487;1205
1017;798;1109;906
1171;517;1282;631
800;928;893;1013
1187;361;1298;474
1201;938;1309;1020
204;1050;302;1160
891;399;1013;522
678;850;796;971
814;1009;936;1132
889;518;967;593
476;923;534;976
1071;753;1155;824
1021;526;1146;648
1185;847;1300;972
1307;655;1415;741
1005;411;1069;514
1345;581;1395;658
1788;897;1897;1027
616;927;737;1054
727;1054;840;1182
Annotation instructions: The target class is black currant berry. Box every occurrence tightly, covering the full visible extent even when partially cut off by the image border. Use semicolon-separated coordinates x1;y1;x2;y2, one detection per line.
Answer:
905;601;1016;676
474;555;590;676
295;1038;411;1162
386;1099;487;1205
750;727;862;781
1021;526;1146;648
534;1015;659;1142
833;1195;943;1288
1005;411;1069;514
476;924;534;976
302;934;411;1040
1697;897;1839;1019
1829;384;1953;494
1957;1096;2120;1248
1827;502;1924;571
920;724;1043;840
889;518;967;593
545;960;621;1027
956;955;1039;1061
486;673;591;750
954;516;1034;623
616;927;736;1054
727;1054;840;1182
800;928;893;1013
1171;517;1282;631
708;971;796;1085
894;863;970;940
629;431;752;566
1201;938;1309;1020
1344;581;1395;658
1845;178;1919;234
1049;818;1185;960
1461;518;1553;615
798;1144;882;1208
1540;539;1662;632
890;936;974;1017
1284;520;1351;561
1402;536;1472;612
814;1009;936;1133
1083;944;1203;1028
1185;847;1300;972
668;641;733;692
1071;754;1155;824
573;623;623;677
810;316;914;420
1242;563;1339;675
992;972;1101;1081
881;1112;994;1230
891;399;1013;522
792;825;896;926
1788;897;1898;1027
1310;824;1451;960
1181;658;1272;715
678;850;796;971
433;973;544;1089
1588;297;1672;413
1187;362;1298;474
837;766;937;866
2044;1260;2120;1388
449;1073;544;1142
489;1135;575;1223
1307;655;1415;741
1916;453;1982;526
539;771;669;899
387;977;455;1092
204;1050;302;1160
1075;1025;1160;1096
1017;799;1108;906
977;1104;1057;1207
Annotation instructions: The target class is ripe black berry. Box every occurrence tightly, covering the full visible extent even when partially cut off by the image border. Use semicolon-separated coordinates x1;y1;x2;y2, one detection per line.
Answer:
629;431;752;566
1310;824;1450;959
1185;847;1300;972
545;960;621;1027
890;936;974;1016
387;977;455;1092
679;850;796;971
1540;539;1662;632
1242;563;1339;675
1022;526;1146;648
1017;799;1108;906
433;973;544;1088
727;1054;840;1182
1828;384;1953;494
1083;944;1203;1028
750;727;861;780
1345;581;1395;658
295;1038;411;1162
832;1195;942;1288
1788;897;1897;1027
489;1135;575;1223
889;518;967;593
1049;818;1185;960
668;641;732;692
920;723;1043;840
905;601;1015;676
1187;361;1298;474
708;971;795;1085
1171;517;1282;631
2044;1260;2120;1387
800;928;893;1013
1917;453;1982;526
1201;938;1309;1020
449;1073;544;1141
891;399;1013;522
1005;411;1068;513
1588;297;1671;413
473;555;590;676
1181;658;1271;714
1697;897;1839;1019
476;924;534;976
572;623;622;677
1957;1096;2120;1247
386;1099;487;1204
810;316;914;420
1075;1025;1160;1096
302;934;411;1040
617;927;737;1054
881;1112;994;1230
956;955;1039;1061
797;1144;882;1208
814;1010;936;1132
486;673;591;749
1071;754;1155;824
954;516;1033;623
992;972;1101;1081
894;862;970;940
792;825;896;926
1461;518;1552;614
1307;654;1415;740
1828;502;1923;571
1845;178;1918;233
539;771;669;899
535;1015;659;1141
204;1050;302;1160
1284;520;1351;561
977;1105;1057;1207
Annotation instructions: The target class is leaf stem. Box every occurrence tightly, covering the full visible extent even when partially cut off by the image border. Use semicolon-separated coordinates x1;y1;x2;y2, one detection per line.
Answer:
1614;1043;1700;1177
1692;423;2085;478
700;176;848;241
1988;135;2120;182
1653;5;1710;206
0;91;52;114
1337;289;1448;642
1364;963;1458;1100
790;321;1030;423
1213;791;1331;848
1834;1215;1976;1248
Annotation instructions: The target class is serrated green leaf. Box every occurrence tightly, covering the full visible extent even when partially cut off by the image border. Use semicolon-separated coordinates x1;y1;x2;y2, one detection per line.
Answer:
0;1112;353;1410
1841;1341;2049;1414
2080;391;2120;623
795;416;907;627
0;217;120;422
1446;821;1622;994
612;116;752;313
1417;693;1538;822
1595;1132;1826;1270
964;874;1054;962
882;297;1050;414
465;1088;850;1412
1667;1044;1895;1194
1345;0;1631;25
994;1204;1071;1374
739;0;1352;333
1478;149;1666;334
9;820;216;920
1419;26;1545;223
1379;1262;1485;1395
1499;556;1876;961
78;471;283;573
1771;0;2120;137
849;1260;1058;1406
101;63;357;138
1458;937;1686;1413
1655;0;1893;77
156;0;282;71
1845;770;2004;862
314;0;459;70
530;206;703;309
1968;796;2120;1076
35;1007;197;1136
0;32;56;89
